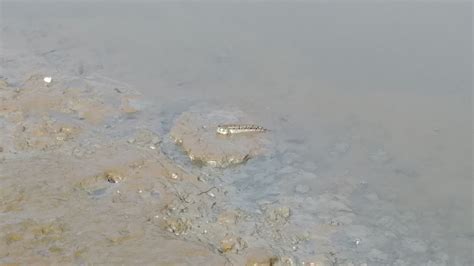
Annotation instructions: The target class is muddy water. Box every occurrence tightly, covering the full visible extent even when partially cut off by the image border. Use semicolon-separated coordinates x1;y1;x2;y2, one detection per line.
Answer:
1;1;472;265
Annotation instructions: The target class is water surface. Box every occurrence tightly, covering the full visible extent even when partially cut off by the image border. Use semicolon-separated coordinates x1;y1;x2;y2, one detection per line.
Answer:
1;1;472;265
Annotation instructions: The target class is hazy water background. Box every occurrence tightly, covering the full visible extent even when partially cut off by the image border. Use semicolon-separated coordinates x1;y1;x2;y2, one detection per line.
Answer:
1;1;472;264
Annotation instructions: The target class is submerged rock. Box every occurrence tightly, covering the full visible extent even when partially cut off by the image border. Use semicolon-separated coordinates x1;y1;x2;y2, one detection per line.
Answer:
219;233;247;253
264;206;291;226
170;107;268;168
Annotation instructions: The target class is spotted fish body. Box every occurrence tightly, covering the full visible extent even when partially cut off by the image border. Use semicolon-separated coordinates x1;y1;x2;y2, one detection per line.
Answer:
216;124;268;135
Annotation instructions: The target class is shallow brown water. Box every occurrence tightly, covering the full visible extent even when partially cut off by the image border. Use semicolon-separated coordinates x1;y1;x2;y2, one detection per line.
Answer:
0;1;472;265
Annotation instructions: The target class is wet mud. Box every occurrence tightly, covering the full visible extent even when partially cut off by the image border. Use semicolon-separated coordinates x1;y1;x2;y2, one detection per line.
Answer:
0;74;321;265
1;71;463;265
1;3;471;264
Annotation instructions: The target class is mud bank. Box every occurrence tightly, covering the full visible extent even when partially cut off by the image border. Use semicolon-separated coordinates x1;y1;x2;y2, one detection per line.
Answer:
1;68;466;265
0;74;320;265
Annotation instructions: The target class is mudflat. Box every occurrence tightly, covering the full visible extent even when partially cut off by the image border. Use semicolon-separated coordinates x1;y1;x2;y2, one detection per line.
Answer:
0;2;471;265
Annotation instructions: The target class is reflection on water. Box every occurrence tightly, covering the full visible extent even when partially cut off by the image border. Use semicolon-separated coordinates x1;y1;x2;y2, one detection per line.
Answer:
1;1;471;265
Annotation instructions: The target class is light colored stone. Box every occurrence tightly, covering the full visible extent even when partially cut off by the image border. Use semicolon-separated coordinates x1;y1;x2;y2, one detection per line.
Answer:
218;210;239;225
170;106;268;167
219;234;247;253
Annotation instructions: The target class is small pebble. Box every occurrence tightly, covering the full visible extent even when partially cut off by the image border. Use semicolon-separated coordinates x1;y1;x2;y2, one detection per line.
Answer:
171;173;178;179
43;76;52;83
355;238;361;246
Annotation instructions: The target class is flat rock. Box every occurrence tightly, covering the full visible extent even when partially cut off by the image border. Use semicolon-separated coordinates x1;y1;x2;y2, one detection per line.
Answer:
170;107;268;168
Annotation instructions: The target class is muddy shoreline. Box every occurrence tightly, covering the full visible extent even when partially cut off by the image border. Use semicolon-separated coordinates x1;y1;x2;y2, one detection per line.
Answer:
0;71;466;265
1;2;472;265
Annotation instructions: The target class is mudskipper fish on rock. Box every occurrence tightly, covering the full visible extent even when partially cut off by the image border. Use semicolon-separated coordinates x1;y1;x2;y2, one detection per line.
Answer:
216;124;268;135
